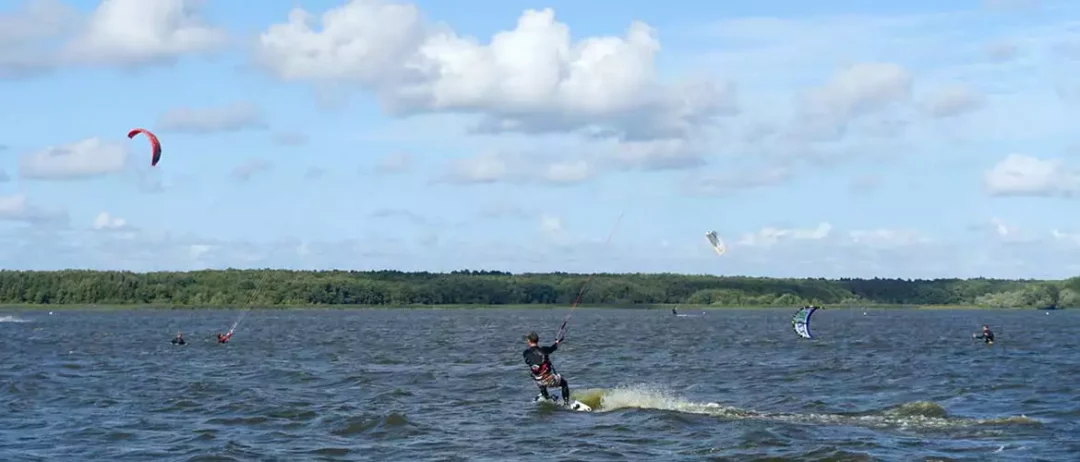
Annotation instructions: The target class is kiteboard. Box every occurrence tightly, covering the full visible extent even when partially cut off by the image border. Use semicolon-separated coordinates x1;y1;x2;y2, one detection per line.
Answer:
534;394;593;412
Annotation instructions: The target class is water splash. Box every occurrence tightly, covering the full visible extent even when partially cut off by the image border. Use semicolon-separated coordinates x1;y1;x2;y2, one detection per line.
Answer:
575;384;1039;431
227;309;252;335
0;315;28;323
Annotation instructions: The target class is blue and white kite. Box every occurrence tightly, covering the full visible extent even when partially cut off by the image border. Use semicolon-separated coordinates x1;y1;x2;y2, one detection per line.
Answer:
792;305;820;339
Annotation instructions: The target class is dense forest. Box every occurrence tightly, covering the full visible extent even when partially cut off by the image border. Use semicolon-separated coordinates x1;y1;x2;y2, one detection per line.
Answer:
0;269;1075;308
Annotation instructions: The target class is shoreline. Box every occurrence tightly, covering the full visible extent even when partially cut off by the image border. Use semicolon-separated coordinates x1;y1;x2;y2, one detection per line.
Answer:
0;303;1053;311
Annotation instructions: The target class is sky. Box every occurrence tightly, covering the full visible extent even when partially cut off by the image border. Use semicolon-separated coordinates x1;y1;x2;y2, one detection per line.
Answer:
1;0;1080;279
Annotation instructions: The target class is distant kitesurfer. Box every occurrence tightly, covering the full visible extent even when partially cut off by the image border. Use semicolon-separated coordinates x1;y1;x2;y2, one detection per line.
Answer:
523;331;570;406
216;332;231;344
973;325;994;344
171;331;185;345
672;308;677;316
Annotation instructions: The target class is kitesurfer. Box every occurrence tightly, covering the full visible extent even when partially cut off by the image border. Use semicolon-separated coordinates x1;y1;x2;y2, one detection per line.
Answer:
973;325;994;344
523;331;570;406
216;332;231;344
672;308;677;316
171;331;185;345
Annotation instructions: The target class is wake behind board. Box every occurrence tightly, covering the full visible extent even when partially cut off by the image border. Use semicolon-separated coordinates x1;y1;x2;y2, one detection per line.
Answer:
534;394;592;412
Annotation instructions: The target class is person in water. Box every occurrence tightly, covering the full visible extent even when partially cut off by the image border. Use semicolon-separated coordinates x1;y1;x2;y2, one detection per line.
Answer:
523;331;570;406
216;332;232;344
171;331;185;345
973;325;995;344
672;308;677;316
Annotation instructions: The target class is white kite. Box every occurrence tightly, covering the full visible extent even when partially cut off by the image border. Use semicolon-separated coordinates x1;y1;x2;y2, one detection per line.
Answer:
705;231;726;256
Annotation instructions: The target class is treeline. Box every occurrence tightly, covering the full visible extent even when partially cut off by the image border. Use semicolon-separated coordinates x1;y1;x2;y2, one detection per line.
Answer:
0;269;1076;308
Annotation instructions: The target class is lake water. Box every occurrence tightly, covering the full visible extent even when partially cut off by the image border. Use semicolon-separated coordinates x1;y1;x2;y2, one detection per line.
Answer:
1;308;1076;461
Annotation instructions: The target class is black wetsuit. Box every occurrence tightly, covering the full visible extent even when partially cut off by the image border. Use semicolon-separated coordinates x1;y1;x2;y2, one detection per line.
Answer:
172;337;185;345
523;342;570;404
974;330;994;344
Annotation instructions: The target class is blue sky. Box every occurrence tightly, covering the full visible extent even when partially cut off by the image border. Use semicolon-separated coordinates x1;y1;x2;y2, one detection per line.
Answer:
2;0;1080;278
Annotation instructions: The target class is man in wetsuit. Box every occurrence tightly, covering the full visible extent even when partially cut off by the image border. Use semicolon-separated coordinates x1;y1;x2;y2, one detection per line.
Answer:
171;331;185;345
216;332;231;344
973;325;994;344
523;331;570;406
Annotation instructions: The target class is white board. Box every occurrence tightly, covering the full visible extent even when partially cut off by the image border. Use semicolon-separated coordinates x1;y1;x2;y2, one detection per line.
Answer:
534;394;593;412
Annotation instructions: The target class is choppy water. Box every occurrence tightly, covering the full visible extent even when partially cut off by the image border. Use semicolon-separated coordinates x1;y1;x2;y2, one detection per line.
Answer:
1;308;1076;461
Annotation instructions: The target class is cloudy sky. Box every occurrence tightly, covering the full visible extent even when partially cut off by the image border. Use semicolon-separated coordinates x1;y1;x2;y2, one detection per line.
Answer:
1;0;1078;278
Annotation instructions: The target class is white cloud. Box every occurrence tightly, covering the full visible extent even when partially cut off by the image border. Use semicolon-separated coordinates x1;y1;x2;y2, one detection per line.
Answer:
0;194;67;224
983;154;1080;197
540;214;564;234
19;138;129;180
444;151;510;184
92;212;129;231
252;4;1036;191
974;217;1038;244
157;102;266;134
230;159;273;182
31;224;444;272
543;160;591;184
694;10;1029;177
254;3;736;142
9;4;1080;279
0;0;77;45
0;0;80;77
442;150;591;185
727;222;930;257
4;213;1080;278
607;139;707;171
763;62;917;150
65;0;226;67
737;222;833;248
847;228;931;248
537;214;571;247
991;217;1019;238
1051;229;1080;245
922;84;984;118
802;62;913;121
686;165;792;196
443;136;716;185
0;0;225;76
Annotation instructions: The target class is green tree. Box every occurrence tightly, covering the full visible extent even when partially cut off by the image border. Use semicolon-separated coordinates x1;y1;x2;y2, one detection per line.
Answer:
0;269;1072;308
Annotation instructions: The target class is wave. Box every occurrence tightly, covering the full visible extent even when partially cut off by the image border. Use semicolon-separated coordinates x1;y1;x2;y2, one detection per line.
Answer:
0;315;29;323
